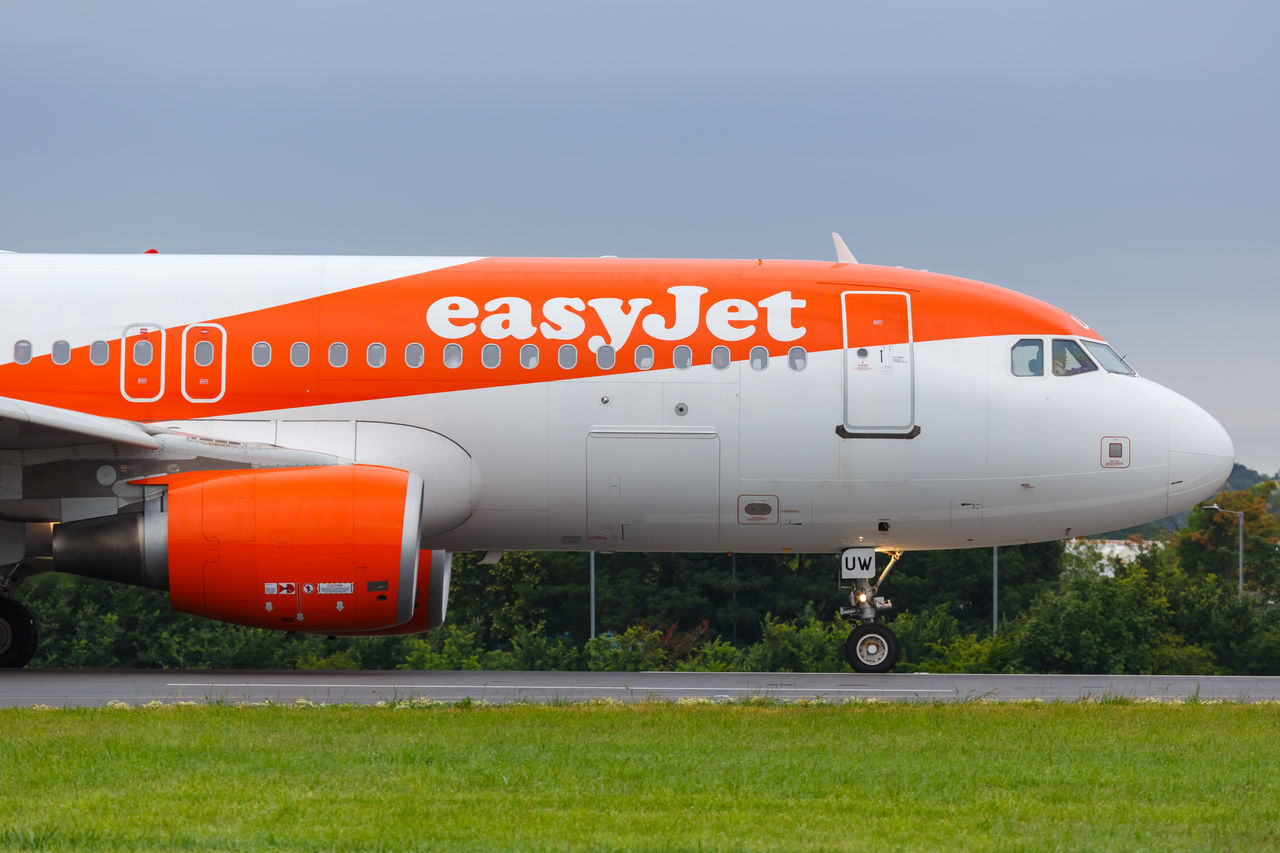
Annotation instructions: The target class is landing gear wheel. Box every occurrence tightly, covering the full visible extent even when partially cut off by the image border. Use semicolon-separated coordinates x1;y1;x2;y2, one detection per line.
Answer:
844;623;899;673
0;598;37;669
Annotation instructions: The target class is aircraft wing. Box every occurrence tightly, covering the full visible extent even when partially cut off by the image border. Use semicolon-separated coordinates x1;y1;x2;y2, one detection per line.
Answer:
0;394;347;467
0;396;160;450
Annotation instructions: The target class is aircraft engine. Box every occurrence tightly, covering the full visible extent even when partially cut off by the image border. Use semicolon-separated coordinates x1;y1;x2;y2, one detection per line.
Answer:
52;465;430;633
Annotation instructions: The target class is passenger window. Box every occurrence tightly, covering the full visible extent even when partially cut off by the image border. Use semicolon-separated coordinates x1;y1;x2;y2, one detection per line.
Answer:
673;345;693;370
252;342;271;367
787;346;807;371
290;342;310;367
520;344;539;369
1052;339;1098;376
635;345;654;370
558;344;577;369
367;343;386;368
193;340;215;367
749;346;768;371
1080;340;1136;376
90;340;110;366
133;340;153;367
443;343;463;368
1011;339;1043;376
51;340;71;365
597;345;615;370
13;340;32;365
405;343;425;368
711;346;731;370
329;343;348;368
481;343;501;368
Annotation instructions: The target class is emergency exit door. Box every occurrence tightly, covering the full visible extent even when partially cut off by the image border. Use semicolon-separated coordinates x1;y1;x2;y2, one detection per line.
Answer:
182;323;227;403
841;291;915;435
120;324;166;403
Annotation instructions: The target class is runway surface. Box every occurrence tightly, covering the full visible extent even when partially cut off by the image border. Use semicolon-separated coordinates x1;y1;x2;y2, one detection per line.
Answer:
4;670;1280;706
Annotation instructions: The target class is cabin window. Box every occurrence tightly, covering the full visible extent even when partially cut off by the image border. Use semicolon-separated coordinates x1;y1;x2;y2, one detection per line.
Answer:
1081;340;1136;376
252;342;271;367
673;345;693;370
520;344;539;369
133;340;154;367
749;346;769;371
193;340;215;367
90;340;110;366
481;343;501;368
443;343;463;368
787;346;807;371
1011;339;1043;376
367;343;386;368
13;340;32;365
635;345;654;370
329;343;348;368
290;342;309;367
51;340;71;365
1052;339;1098;376
405;343;425;368
711;346;731;370
558;344;577;369
597;345;615;370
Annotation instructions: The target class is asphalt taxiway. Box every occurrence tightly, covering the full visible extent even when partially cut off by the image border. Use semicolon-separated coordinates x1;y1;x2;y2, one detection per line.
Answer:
4;670;1280;706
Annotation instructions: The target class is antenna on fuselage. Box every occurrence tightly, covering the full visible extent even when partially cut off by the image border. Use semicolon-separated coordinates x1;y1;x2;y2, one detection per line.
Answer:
832;232;858;264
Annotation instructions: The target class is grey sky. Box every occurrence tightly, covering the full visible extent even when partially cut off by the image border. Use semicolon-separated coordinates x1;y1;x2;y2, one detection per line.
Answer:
2;1;1276;473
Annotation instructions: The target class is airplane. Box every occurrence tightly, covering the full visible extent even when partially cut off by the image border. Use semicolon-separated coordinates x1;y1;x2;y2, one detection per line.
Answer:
0;236;1233;672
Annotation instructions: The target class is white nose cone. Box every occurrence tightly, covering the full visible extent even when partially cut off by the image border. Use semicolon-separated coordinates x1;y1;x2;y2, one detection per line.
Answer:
1168;403;1235;513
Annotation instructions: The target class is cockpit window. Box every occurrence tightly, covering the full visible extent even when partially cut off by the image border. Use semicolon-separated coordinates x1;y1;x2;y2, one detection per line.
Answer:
1011;339;1043;376
1052;339;1098;376
1081;340;1136;376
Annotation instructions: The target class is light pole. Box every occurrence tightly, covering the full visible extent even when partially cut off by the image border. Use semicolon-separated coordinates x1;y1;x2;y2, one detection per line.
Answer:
992;545;999;637
1202;504;1245;599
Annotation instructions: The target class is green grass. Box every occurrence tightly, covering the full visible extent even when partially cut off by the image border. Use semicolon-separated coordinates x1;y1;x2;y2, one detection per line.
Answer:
2;701;1278;851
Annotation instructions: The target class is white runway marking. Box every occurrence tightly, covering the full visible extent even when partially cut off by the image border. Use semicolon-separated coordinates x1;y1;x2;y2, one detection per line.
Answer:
166;682;954;694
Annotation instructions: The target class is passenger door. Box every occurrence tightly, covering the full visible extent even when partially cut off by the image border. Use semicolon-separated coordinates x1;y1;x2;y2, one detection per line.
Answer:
841;291;915;435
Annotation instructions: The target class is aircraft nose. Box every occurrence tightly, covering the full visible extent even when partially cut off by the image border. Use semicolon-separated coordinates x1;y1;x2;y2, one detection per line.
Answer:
1167;402;1234;513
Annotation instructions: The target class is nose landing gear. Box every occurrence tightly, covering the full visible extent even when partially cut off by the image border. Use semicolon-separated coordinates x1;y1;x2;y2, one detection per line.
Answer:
844;621;899;673
839;549;901;673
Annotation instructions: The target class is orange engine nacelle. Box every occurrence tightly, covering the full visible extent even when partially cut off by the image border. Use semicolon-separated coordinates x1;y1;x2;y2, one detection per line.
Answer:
330;549;452;636
53;465;431;634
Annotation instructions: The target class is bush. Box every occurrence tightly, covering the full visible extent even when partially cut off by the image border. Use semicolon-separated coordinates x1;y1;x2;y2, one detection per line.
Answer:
504;623;585;671
584;625;668;672
738;611;846;672
397;623;487;670
890;604;963;668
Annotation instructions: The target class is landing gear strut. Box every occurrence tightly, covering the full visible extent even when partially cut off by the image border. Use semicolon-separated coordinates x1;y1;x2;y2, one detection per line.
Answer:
839;549;901;673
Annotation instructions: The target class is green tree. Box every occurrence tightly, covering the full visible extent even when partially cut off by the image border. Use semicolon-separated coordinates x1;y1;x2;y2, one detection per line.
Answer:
888;542;1063;635
1176;481;1280;595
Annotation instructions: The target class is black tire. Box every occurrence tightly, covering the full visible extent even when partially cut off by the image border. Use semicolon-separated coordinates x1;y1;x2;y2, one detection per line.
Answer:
0;598;37;669
844;623;899;673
